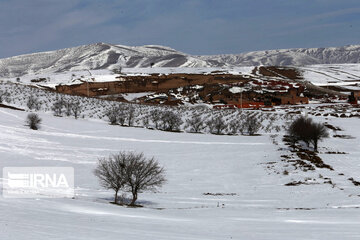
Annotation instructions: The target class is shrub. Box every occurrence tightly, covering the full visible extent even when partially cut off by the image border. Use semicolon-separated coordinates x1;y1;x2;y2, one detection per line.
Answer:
26;113;42;130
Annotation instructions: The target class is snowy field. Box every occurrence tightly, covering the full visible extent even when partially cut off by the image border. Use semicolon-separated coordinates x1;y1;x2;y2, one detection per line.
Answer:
1;107;360;239
300;64;360;88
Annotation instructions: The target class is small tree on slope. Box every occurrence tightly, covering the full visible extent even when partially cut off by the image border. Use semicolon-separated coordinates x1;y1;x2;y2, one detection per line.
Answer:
26;113;42;130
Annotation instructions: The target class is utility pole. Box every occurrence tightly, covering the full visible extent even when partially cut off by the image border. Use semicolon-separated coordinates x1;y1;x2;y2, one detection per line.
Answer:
86;70;92;97
240;88;243;111
87;80;89;97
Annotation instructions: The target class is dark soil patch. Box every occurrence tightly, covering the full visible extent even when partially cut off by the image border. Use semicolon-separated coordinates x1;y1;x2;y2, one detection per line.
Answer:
296;151;334;170
348;178;360;186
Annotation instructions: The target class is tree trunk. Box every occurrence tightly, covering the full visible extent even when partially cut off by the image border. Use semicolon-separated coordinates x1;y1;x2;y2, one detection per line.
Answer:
130;191;137;206
114;189;119;204
314;139;318;152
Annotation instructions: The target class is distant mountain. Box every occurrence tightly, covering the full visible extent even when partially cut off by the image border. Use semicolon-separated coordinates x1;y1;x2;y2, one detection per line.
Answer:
0;43;359;77
200;45;360;66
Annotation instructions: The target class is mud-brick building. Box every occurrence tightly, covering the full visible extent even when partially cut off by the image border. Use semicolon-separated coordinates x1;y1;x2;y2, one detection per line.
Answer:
277;88;308;105
349;90;360;104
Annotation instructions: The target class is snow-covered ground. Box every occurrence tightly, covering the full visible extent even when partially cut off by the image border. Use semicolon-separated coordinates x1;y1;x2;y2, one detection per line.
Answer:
2;66;254;89
300;64;360;88
1;106;360;239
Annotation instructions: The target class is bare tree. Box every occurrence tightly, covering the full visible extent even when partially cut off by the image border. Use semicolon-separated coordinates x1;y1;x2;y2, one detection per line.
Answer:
94;155;126;204
52;99;64;116
64;101;73;117
186;115;205;133
94;151;166;206
229;119;242;135
105;105;120;125
127;105;136;126
149;109;162;129
121;151;166;206
0;90;10;103
117;105;127;126
26;113;42;130
243;116;261;135
288;116;329;151
206;116;227;135
71;101;82;119
309;122;329;151
27;95;42;111
142;115;150;128
160;110;183;132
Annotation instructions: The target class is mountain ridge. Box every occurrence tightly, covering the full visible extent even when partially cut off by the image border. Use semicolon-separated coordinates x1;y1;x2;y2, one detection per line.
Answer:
0;42;359;77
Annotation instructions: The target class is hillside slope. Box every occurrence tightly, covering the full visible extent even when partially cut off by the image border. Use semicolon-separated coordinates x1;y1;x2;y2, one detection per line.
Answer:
201;45;360;66
0;43;360;77
1;105;360;239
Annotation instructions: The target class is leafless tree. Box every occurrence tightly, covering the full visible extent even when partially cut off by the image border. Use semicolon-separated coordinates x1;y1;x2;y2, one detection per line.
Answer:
160;110;183;132
186;115;205;133
149;109;162;129
27;95;42;111
229;119;243;135
288;116;329;151
0;90;10;103
26;113;42;130
105;105;120;125
94;151;166;206
127;105;136;126
206;116;227;135
94;155;127;204
117;105;127;126
52;99;64;116
243;115;261;135
64;101;73;116
71;101;82;119
120;151;166;206
142;115;150;128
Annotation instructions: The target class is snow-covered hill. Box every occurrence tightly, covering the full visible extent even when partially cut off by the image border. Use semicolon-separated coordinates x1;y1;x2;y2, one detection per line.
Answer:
0;43;210;78
200;45;360;67
1;43;360;77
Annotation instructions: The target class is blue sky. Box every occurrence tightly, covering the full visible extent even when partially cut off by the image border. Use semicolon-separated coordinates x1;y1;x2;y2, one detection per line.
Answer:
0;0;359;58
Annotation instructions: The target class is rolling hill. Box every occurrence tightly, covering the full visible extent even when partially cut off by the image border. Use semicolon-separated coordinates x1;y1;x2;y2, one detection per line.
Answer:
0;43;360;78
